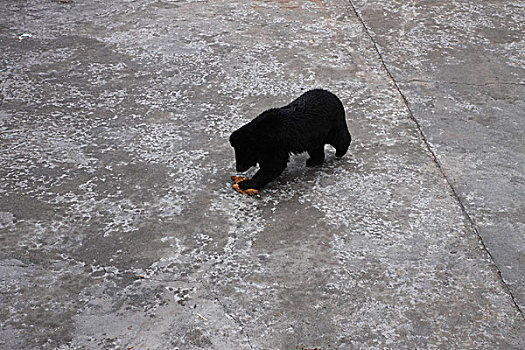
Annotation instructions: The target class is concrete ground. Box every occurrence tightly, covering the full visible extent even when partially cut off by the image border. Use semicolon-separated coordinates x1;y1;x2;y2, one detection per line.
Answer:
0;0;523;349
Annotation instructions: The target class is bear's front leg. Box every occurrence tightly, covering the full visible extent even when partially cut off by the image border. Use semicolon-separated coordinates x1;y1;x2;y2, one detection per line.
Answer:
238;153;288;190
306;146;325;167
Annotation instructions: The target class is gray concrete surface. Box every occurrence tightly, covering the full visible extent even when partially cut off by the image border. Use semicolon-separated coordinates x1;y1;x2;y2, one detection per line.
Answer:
349;0;525;311
0;0;523;349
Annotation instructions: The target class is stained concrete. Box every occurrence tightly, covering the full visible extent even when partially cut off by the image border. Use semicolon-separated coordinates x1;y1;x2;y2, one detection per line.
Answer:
0;0;523;349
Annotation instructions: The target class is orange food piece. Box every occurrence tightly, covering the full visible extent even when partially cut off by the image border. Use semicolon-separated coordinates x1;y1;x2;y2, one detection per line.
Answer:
231;175;249;184
232;181;258;196
244;188;259;196
231;176;258;196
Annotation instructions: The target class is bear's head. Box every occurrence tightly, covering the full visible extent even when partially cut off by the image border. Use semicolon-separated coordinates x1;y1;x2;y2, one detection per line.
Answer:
229;127;259;172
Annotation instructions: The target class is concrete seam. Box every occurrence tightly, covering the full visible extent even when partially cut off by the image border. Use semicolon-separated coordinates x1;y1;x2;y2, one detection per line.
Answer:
345;0;525;320
201;272;255;348
214;297;255;349
399;79;525;87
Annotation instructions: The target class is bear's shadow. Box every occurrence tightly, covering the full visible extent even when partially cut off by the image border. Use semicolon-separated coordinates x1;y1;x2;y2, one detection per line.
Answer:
263;147;346;191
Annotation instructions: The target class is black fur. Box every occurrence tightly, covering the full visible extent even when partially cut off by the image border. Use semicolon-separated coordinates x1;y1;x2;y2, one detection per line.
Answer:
229;89;351;190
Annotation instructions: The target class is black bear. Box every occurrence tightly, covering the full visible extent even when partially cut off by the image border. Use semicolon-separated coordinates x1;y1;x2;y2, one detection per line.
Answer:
229;89;351;193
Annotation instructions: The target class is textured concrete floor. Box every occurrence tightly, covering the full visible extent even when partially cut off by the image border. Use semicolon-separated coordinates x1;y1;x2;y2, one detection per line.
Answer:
351;0;525;315
0;0;524;349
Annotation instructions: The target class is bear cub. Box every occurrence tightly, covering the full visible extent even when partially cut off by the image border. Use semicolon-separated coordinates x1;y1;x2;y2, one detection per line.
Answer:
229;89;351;191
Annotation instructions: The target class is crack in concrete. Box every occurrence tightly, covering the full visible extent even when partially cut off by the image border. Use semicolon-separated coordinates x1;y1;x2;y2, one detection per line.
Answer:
399;79;525;87
346;0;525;320
198;270;254;349
214;297;255;350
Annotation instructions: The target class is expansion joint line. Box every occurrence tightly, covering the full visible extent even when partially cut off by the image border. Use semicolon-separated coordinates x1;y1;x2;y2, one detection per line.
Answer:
345;0;524;320
200;274;255;348
400;79;525;87
214;296;255;350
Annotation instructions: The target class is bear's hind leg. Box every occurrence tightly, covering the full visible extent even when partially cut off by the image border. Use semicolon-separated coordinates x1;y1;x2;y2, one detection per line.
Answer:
329;128;351;157
306;146;325;167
